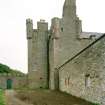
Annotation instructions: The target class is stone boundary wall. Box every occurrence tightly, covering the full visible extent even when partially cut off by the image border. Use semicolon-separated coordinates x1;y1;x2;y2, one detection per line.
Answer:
0;73;27;89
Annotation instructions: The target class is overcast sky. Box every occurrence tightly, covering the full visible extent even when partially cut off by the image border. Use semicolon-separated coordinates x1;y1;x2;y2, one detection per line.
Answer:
0;0;105;73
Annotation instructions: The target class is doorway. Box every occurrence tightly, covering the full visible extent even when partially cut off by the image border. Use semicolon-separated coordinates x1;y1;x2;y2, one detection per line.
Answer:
7;79;13;89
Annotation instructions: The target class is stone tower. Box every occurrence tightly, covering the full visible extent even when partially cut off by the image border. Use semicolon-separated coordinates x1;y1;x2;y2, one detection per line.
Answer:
49;0;83;90
26;19;49;89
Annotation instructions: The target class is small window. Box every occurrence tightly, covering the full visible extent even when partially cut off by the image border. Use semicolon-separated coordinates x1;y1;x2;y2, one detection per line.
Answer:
85;74;91;87
40;77;43;80
85;74;90;77
61;27;63;32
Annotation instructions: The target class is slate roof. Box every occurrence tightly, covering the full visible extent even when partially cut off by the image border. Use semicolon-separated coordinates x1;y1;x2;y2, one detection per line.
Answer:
80;32;103;39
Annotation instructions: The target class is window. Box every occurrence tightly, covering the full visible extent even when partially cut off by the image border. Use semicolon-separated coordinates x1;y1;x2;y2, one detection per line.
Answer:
61;27;63;32
85;74;91;87
40;77;43;80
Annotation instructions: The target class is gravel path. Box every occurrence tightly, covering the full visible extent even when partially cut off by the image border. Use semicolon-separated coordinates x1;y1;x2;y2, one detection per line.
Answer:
5;90;32;105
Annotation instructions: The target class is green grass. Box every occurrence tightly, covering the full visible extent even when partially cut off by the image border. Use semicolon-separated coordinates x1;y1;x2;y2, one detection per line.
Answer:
0;89;6;105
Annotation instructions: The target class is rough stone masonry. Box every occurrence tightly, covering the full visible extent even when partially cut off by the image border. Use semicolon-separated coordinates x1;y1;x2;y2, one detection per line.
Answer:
26;0;104;104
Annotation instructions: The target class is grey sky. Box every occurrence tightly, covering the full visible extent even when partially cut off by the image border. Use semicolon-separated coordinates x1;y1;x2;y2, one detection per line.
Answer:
0;0;105;73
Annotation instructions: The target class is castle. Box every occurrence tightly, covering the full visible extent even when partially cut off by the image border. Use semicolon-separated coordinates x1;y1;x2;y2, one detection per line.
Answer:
26;0;105;104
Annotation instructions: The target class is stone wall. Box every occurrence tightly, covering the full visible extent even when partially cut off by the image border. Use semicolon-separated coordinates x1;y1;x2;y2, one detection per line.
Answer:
0;73;27;89
59;34;105;105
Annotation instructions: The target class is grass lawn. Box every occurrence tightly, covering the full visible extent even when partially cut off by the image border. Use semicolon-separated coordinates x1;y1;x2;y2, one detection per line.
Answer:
0;89;5;105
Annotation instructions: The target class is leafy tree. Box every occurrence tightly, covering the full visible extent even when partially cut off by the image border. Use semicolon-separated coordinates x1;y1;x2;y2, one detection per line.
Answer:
0;63;24;75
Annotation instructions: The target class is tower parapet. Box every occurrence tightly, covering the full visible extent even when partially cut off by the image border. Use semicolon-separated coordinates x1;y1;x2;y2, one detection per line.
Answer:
26;18;33;39
63;0;76;19
37;20;48;31
51;17;61;39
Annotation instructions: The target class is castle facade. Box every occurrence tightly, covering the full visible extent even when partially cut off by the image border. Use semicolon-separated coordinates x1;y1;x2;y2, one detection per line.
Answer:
26;0;105;104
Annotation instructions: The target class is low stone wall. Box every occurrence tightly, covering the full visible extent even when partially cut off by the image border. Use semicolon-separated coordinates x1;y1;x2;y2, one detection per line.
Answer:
0;73;27;89
59;35;105;105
